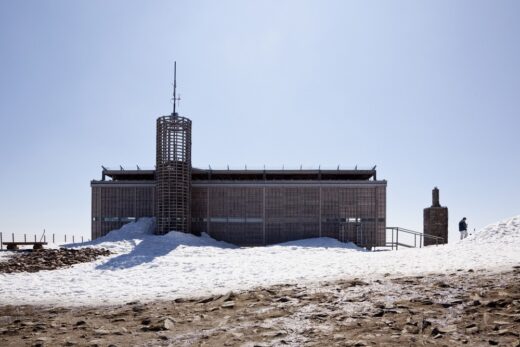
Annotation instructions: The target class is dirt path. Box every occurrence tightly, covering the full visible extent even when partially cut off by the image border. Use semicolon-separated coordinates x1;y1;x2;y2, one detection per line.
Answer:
1;266;519;346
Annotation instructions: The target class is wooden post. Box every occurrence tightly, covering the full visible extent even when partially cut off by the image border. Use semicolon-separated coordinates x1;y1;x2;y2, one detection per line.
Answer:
81;236;84;243
12;233;14;242
0;232;3;250
65;235;67;243
34;234;36;242
73;235;75;243
396;228;399;250
24;234;26;243
53;234;55;243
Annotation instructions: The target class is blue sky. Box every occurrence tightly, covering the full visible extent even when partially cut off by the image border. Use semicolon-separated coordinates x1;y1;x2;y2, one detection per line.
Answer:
0;1;519;242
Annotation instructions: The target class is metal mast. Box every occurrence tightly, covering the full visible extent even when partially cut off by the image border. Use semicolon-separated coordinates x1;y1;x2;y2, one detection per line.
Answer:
172;61;177;115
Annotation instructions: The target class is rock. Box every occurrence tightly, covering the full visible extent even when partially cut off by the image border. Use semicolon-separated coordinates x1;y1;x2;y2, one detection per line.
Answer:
197;295;217;304
372;310;384;317
434;281;450;288
221;291;235;302
113;327;127;335
132;305;146;313
494;329;519;337
438;324;458;333
221;301;235;309
465;323;479;334
344;340;367;346
431;327;443;336
402;324;420;334
345;279;369;287
493;320;512;326
93;329;110;335
149;318;175;331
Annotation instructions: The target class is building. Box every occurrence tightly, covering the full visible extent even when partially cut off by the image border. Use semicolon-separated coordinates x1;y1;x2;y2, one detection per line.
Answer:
90;68;387;247
91;166;387;247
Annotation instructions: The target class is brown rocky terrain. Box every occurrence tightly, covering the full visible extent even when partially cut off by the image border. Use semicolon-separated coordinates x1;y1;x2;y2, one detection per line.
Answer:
0;265;519;346
0;248;111;273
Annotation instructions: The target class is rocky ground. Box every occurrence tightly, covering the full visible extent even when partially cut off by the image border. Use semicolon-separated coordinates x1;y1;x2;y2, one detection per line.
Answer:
0;248;111;273
0;265;519;346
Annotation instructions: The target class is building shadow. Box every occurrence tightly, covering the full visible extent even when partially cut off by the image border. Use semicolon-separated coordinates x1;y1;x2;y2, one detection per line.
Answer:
95;231;237;271
95;236;178;270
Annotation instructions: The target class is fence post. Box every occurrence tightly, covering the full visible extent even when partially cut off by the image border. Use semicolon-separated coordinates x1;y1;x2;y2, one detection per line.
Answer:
24;234;27;243
53;234;55;243
396;228;399;250
73;235;75;243
65;235;67;243
34;234;36;242
12;233;14;242
81;236;84;243
0;232;3;250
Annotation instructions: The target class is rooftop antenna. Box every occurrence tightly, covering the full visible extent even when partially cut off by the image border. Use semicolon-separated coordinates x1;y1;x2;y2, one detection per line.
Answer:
172;61;181;116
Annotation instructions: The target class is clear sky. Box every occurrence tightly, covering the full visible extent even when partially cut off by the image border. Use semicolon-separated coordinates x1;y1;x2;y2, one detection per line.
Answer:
0;0;519;243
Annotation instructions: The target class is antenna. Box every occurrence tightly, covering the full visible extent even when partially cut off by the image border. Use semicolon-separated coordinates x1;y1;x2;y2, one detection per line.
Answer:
172;61;181;115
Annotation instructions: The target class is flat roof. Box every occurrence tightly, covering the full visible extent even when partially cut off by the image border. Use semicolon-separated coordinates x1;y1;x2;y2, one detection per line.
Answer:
101;167;378;181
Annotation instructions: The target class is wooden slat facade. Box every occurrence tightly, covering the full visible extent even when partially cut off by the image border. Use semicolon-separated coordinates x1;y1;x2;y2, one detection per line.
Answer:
91;179;386;248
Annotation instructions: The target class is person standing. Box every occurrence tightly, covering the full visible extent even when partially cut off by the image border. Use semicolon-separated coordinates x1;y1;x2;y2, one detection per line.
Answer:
459;217;468;240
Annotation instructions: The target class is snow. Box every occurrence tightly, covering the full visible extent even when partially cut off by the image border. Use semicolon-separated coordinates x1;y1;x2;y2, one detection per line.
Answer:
0;215;519;307
466;215;520;244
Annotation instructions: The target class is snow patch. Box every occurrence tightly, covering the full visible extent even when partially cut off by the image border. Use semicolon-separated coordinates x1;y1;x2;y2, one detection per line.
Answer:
466;215;520;244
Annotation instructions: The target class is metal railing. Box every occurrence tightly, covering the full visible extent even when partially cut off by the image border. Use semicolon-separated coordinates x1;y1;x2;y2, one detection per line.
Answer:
385;227;444;250
0;232;90;250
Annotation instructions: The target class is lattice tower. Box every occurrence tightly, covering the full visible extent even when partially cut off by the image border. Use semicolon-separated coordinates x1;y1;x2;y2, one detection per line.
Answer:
155;114;192;234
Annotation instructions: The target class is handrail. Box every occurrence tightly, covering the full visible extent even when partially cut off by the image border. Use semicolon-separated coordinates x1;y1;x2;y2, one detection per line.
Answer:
385;227;444;250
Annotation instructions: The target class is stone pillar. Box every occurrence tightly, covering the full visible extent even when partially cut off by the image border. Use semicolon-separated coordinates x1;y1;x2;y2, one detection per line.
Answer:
423;187;448;246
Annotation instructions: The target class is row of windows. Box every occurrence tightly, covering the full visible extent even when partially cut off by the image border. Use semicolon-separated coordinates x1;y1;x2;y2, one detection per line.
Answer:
325;217;386;223
192;217;263;223
93;217;137;222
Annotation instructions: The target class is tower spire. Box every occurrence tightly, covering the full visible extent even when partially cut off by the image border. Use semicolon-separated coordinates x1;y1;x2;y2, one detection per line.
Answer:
172;61;177;116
